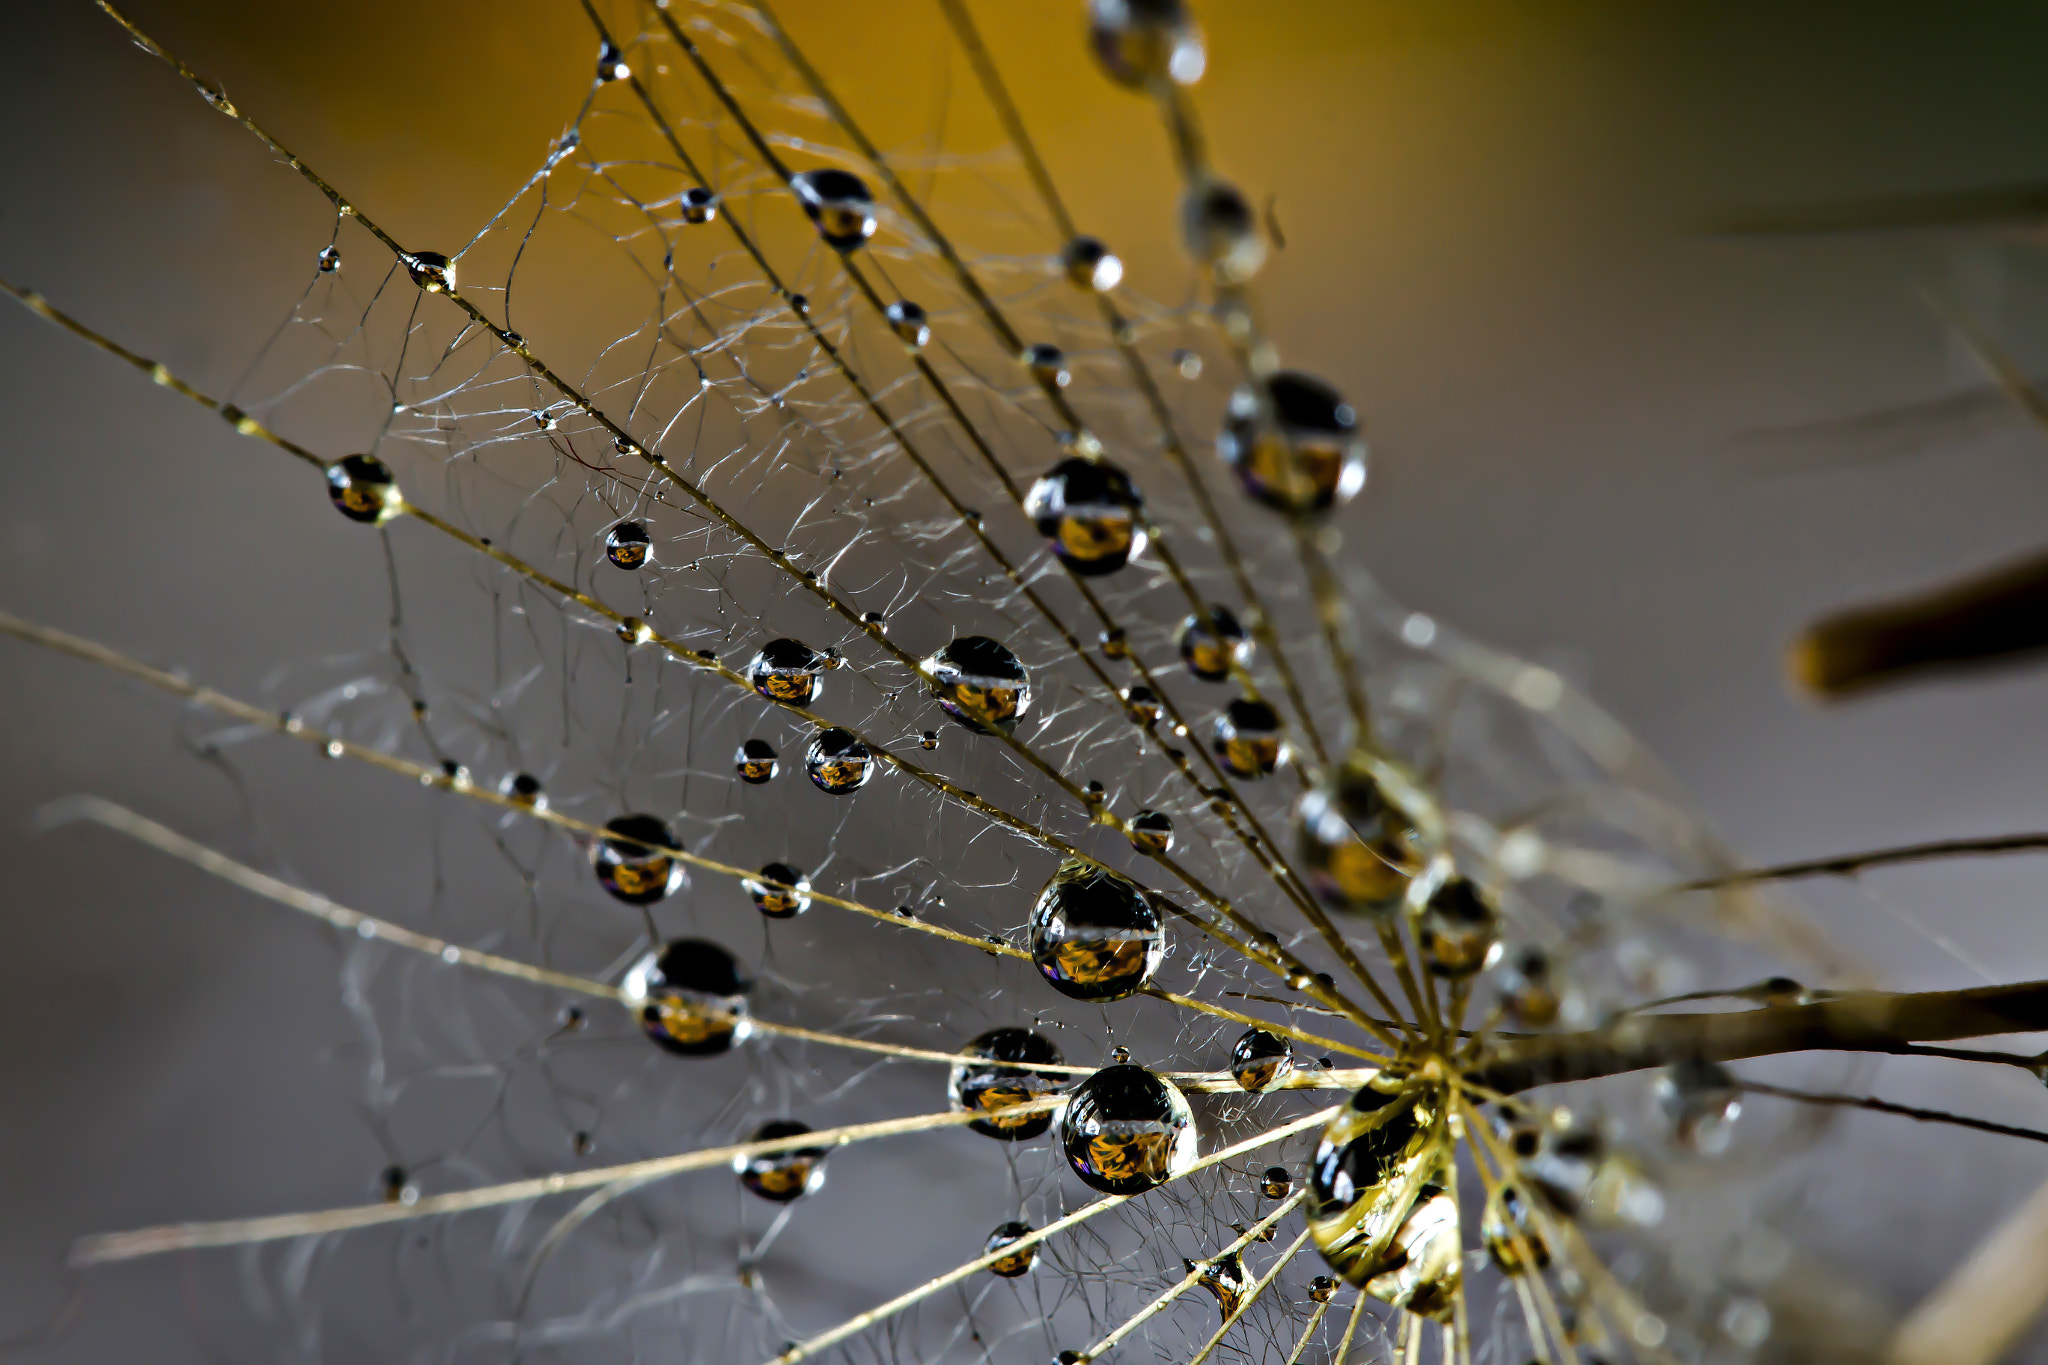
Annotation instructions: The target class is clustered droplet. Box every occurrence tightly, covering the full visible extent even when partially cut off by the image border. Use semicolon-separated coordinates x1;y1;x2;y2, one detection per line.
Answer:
591;813;683;905
325;454;401;525
1218;371;1368;514
748;637;826;706
1024;458;1148;576
735;738;779;785
921;635;1032;734
805;726;875;795
745;862;811;919
1058;1063;1197;1194
621;939;752;1056
735;1119;828;1202
1211;697;1282;778
1176;605;1251;682
949;1027;1067;1141
604;520;651;570
1230;1027;1295;1094
1029;860;1164;1002
791;168;877;252
984;1221;1037;1278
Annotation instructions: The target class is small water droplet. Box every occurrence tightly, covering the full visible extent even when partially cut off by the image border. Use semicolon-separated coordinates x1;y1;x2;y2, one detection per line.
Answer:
1023;342;1070;388
1211;697;1281;778
591;814;683;905
735;1120;828;1202
325;454;401;525
681;186;718;224
747;638;826;706
1126;809;1174;856
1060;235;1123;292
1024;458;1147;576
605;521;652;570
984;1221;1038;1277
735;738;779;784
805;727;875;795
404;251;454;293
921;636;1032;734
885;299;930;350
745;861;811;919
791;169;877;252
1176;605;1250;682
620;939;752;1055
316;244;341;273
1230;1028;1294;1093
1219;371;1367;514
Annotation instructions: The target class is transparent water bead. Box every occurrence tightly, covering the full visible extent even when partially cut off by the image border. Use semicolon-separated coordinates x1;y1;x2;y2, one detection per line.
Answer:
498;771;544;810
595;39;629;82
734;738;779;785
1024;457;1148;576
1260;1165;1293;1200
791;168;877;252
745;862;811;919
1230;1027;1295;1094
1120;684;1162;725
591;813;683;905
620;938;753;1056
1181;178;1266;284
948;1027;1067;1141
325;454;401;525
1126;808;1174;855
1416;876;1502;977
1496;945;1561;1027
747;637;826;706
735;1119;828;1202
1364;1185;1460;1320
1058;1064;1197;1195
604;520;651;570
1088;0;1205;88
1029;860;1164;1002
1307;1077;1436;1285
1218;371;1368;514
1185;1252;1248;1320
984;1221;1038;1277
403;251;454;292
1061;235;1123;292
1176;605;1251;682
1211;697;1282;777
1482;1183;1551;1274
1294;754;1425;915
805;726;875;795
920;635;1031;734
680;186;718;224
1308;1275;1338;1304
885;299;930;350
1655;1059;1743;1156
315;244;340;273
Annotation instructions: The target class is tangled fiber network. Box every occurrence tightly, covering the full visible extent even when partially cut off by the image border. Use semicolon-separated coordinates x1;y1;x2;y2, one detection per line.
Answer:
11;3;2048;1364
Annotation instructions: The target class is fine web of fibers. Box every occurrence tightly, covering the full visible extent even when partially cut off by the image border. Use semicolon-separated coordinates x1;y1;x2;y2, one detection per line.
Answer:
1;2;1927;1364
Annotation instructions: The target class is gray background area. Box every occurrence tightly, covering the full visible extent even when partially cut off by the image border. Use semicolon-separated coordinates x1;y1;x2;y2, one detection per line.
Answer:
8;1;2048;1359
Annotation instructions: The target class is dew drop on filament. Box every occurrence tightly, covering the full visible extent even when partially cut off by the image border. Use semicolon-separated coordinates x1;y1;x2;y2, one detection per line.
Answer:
1024;457;1148;576
1211;697;1282;778
948;1027;1066;1141
681;186;719;224
1061;235;1124;292
745;862;811;919
325;454;401;525
735;738;779;785
1058;1064;1197;1195
1176;605;1250;682
735;1120;828;1202
620;938;753;1057
591;813;683;905
1029;860;1164;1002
1087;0;1205;88
921;635;1032;734
1218;371;1368;515
805;727;875;795
315;244;340;273
984;1221;1037;1277
1126;808;1174;855
747;637;826;706
885;299;930;350
604;520;651;570
1417;876;1503;977
790;169;877;252
1230;1027;1294;1094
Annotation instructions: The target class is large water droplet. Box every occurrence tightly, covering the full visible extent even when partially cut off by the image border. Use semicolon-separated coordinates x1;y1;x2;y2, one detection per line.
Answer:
1059;1064;1197;1194
620;938;752;1056
748;638;826;706
949;1027;1066;1141
1061;236;1124;292
746;861;811;918
1230;1027;1295;1093
805;726;875;795
735;1119;827;1202
591;814;684;905
605;520;651;570
1417;877;1502;977
1307;1079;1436;1287
885;300;930;350
1087;0;1205;88
1126;809;1174;856
1294;755;1423;914
681;186;719;224
325;454;401;525
1029;861;1164;1002
1181;178;1266;283
1176;605;1250;682
984;1221;1038;1277
1211;697;1281;777
1219;372;1367;514
1023;457;1148;576
791;169;877;252
735;738;780;785
921;635;1032;734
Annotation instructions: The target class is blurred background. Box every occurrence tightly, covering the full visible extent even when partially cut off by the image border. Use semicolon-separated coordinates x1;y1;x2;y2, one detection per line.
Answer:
8;1;2048;1359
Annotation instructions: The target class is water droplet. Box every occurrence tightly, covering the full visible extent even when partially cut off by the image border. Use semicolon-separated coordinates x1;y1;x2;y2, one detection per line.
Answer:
560;1005;586;1031
591;813;683;905
1171;348;1203;380
381;1165;418;1206
1417;877;1502;977
1497;945;1561;1027
747;637;826;706
1088;0;1205;88
1293;754;1423;914
788;292;810;318
533;409;558;430
404;251;454;293
676;188;718;227
1185;1252;1248;1320
595;39;630;81
1259;1165;1293;1200
1181;178;1266;283
573;1130;596;1157
745;861;811;919
791;169;877;252
1024;457;1148;576
805;726;875;795
736;738;780;784
1176;605;1250;682
325;454;401;525
1361;1186;1461;1319
1061;236;1123;292
949;1027;1066;1140
1059;1063;1197;1194
316;245;341;273
1023;342;1070;388
1098;627;1129;660
324;740;345;759
921;635;1032;734
1306;1078;1432;1284
893;904;915;919
984;1221;1037;1277
1482;1184;1551;1275
918;730;939;751
1211;697;1281;778
735;1119;828;1202
1654;1059;1742;1156
1029;860;1164;1002
605;521;652;570
1219;372;1367;514
1308;1275;1338;1304
621;938;752;1056
1126;809;1174;856
499;772;545;809
1120;684;1162;725
1230;1027;1294;1093
885;299;930;350
616;616;652;646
